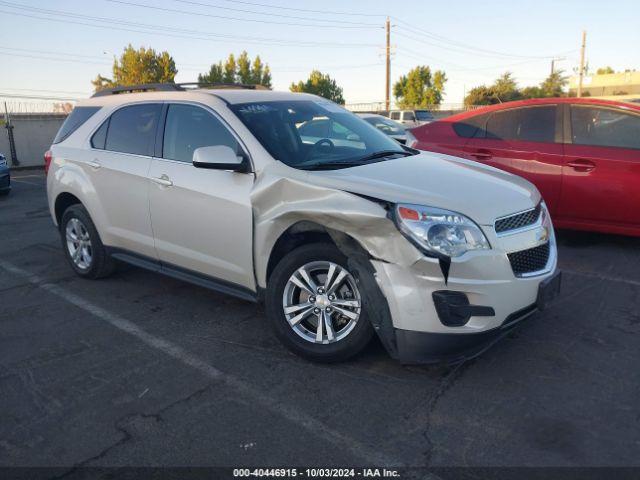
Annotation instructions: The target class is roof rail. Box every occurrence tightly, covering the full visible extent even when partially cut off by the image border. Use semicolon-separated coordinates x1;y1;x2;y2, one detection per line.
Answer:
91;82;269;97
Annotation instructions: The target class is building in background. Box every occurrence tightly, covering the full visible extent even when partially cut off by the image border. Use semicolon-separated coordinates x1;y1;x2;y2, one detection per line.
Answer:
569;71;640;101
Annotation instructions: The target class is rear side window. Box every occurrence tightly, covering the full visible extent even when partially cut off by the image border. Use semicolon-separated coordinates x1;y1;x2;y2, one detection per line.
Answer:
53;106;101;144
390;112;400;120
571;106;640;150
91;120;109;149
105;104;161;156
484;106;556;143
162;104;239;163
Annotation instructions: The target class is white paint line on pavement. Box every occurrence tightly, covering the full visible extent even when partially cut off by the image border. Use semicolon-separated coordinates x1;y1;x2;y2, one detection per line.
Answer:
0;259;395;465
10;179;41;186
11;174;45;179
563;268;640;287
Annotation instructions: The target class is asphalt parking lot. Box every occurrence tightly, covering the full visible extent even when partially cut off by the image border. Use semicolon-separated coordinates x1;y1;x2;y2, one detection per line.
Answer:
1;171;639;471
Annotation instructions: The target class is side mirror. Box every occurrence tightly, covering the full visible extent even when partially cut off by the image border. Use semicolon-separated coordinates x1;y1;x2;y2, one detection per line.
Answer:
192;145;249;172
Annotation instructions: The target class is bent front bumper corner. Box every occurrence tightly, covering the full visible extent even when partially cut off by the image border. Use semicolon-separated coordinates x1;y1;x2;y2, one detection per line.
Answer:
391;270;562;364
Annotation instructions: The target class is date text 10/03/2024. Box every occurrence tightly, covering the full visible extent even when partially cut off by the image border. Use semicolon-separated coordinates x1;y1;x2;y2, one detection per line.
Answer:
233;468;401;478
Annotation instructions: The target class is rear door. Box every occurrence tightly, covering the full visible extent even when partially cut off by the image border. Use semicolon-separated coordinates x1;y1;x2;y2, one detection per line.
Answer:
89;103;161;258
559;104;640;227
461;105;564;214
148;102;255;289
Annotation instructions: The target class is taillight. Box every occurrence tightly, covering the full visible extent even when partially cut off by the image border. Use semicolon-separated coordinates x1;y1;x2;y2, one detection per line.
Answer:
44;150;52;175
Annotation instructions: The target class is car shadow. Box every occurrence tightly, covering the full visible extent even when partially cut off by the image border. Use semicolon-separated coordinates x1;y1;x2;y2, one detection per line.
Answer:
555;228;640;249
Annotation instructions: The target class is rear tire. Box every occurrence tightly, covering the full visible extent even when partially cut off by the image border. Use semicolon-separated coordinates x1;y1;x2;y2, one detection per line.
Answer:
60;204;115;279
265;243;374;363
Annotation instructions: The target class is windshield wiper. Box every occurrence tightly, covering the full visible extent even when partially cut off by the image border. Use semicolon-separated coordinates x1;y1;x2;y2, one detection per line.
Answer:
353;150;413;163
297;150;415;170
299;150;412;171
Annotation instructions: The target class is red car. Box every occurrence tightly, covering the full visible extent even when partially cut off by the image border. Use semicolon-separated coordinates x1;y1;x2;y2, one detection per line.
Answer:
409;98;640;237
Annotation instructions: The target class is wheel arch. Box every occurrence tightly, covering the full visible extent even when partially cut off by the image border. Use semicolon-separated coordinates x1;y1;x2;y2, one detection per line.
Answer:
54;192;83;226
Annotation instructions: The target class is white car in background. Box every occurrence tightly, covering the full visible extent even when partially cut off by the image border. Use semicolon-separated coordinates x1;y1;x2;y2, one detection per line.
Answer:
46;84;560;364
357;113;408;144
389;109;435;127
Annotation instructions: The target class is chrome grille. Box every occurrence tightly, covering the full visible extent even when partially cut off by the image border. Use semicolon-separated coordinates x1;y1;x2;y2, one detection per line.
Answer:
495;204;541;234
508;242;550;276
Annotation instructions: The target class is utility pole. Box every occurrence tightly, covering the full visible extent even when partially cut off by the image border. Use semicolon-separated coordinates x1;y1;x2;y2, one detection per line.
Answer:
577;30;587;97
4;102;18;166
385;16;391;112
551;59;555;76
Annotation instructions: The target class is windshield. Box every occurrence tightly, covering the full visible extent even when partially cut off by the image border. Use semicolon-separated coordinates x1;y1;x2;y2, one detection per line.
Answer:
229;100;407;169
363;116;406;135
415;110;434;121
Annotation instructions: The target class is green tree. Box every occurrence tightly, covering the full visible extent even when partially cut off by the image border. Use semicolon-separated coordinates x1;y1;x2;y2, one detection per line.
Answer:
393;66;447;108
197;63;224;84
198;52;272;87
237;51;252;84
465;70;570;106
223;54;237;83
492;72;521;102
539;70;568;97
91;44;177;92
290;70;345;104
261;64;272;89
596;66;615;75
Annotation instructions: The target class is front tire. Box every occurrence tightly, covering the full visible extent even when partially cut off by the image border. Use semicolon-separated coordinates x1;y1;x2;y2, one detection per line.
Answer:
60;204;115;279
265;243;374;363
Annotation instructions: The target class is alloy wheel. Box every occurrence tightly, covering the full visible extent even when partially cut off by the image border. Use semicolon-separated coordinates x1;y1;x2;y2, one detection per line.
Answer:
282;261;362;344
66;217;93;270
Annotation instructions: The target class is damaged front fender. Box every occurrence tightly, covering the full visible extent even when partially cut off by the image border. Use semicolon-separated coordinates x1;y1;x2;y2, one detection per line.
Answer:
251;163;423;289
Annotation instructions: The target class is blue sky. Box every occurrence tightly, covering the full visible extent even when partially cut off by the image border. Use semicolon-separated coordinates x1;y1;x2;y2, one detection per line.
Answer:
1;0;639;105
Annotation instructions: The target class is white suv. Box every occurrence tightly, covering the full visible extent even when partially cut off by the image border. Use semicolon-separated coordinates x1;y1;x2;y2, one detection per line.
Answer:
46;84;560;364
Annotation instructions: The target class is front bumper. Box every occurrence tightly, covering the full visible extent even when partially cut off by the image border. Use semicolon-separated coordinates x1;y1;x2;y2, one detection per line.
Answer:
393;270;561;363
370;219;560;363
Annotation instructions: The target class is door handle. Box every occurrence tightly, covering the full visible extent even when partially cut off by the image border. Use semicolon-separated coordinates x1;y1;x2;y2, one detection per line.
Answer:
87;160;101;170
567;159;596;172
151;174;173;187
471;149;493;160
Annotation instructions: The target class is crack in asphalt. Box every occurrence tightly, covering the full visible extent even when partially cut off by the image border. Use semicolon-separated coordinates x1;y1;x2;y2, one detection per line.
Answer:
0;259;399;467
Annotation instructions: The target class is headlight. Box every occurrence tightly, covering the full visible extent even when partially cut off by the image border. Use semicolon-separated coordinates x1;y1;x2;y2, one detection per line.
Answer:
393;204;490;258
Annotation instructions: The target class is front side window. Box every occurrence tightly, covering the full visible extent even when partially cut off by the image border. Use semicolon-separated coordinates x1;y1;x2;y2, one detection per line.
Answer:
484;106;556;143
105;104;161;156
452;113;490;138
53;106;101;144
162;104;239;163
230;100;410;170
571;106;640;150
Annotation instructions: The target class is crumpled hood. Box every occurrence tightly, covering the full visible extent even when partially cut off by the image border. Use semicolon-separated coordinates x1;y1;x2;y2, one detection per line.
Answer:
303;151;541;225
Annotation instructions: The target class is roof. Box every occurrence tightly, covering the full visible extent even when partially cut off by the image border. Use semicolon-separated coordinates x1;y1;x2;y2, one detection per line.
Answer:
446;97;640;122
77;88;322;108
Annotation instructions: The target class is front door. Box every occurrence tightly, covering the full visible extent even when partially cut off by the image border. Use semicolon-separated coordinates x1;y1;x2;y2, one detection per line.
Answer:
559;104;640;228
462;105;564;214
148;103;255;290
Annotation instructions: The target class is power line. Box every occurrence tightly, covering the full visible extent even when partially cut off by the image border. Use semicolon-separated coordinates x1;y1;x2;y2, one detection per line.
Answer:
0;3;378;47
207;0;385;17
106;0;378;29
168;0;380;26
394;21;576;60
